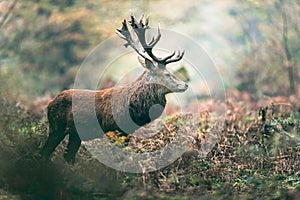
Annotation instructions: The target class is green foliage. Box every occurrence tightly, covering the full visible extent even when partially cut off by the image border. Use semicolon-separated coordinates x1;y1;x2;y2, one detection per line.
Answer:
0;1;94;92
0;0;131;102
173;65;190;82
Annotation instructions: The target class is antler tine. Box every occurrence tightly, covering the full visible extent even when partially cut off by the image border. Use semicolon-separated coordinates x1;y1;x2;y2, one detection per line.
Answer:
165;50;185;64
148;25;161;48
139;14;145;26
116;19;131;47
116;18;152;61
145;16;149;27
129;15;138;29
161;51;176;61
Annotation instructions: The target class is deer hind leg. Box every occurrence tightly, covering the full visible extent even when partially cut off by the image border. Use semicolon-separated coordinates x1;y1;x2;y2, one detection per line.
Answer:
40;125;67;160
63;128;81;164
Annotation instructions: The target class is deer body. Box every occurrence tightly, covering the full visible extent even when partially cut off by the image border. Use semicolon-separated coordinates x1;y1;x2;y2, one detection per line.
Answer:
40;15;188;164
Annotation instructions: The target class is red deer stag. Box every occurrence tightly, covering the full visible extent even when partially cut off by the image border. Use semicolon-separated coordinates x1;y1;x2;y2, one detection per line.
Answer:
40;15;188;164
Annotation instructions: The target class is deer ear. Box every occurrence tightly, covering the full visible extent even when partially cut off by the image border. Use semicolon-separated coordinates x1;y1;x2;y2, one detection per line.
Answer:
138;56;155;70
138;56;146;67
145;59;155;70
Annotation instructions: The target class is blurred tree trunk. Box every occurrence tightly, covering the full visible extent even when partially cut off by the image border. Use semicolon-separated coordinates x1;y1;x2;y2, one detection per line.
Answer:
0;0;17;49
281;1;296;94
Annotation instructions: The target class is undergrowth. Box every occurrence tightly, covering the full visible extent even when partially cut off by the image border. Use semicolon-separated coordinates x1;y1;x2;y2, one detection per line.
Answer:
0;100;123;199
0;96;300;199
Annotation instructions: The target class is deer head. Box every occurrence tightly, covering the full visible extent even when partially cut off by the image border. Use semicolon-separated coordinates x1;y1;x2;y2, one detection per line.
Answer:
117;15;188;93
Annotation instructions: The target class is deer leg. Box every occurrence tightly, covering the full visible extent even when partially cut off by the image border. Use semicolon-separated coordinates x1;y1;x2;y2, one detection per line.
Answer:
40;127;67;160
63;131;81;164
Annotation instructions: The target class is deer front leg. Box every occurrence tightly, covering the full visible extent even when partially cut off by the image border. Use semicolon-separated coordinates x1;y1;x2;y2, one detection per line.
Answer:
40;126;67;160
63;131;81;164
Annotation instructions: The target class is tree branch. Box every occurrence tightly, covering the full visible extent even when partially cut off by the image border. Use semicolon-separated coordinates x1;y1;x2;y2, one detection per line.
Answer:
0;0;17;30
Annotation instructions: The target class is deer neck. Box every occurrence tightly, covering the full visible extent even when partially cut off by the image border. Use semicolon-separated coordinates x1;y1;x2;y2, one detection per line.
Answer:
131;80;167;104
131;72;168;103
127;74;168;126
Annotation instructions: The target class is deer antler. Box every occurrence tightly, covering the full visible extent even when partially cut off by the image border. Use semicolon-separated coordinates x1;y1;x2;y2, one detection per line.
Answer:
117;15;184;66
116;18;152;61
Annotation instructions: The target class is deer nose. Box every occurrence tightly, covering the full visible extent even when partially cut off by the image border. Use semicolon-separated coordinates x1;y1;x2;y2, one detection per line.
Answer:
182;83;188;89
177;83;188;91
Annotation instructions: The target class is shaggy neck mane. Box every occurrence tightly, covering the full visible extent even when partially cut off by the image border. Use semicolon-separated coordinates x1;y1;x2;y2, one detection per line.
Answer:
128;73;168;126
